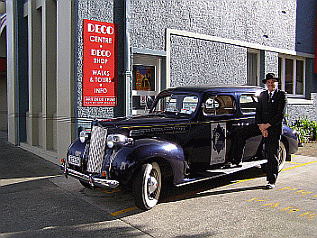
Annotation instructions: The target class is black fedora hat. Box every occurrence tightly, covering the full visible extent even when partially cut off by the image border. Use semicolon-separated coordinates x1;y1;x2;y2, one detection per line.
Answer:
262;73;280;83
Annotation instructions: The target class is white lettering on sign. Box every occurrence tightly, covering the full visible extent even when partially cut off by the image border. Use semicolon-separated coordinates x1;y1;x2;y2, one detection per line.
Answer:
87;23;114;35
93;58;108;64
90;35;113;44
91;49;111;57
94;97;104;102
91;77;112;83
94;88;108;94
92;70;110;76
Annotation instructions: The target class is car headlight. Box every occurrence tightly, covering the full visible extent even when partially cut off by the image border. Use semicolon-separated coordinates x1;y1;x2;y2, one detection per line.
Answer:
79;130;90;143
107;134;133;148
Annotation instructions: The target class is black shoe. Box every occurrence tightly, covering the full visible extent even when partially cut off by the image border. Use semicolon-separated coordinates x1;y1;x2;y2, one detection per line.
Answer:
266;183;276;189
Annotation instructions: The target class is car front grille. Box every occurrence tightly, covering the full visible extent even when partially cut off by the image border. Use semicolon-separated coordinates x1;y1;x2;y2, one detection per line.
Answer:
87;126;107;173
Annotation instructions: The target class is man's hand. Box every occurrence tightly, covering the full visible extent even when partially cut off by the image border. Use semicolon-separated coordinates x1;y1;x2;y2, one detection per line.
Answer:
258;123;270;138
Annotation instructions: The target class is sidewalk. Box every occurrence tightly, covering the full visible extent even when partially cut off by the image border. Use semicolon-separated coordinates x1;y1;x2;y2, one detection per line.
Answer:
0;131;61;181
0;130;118;237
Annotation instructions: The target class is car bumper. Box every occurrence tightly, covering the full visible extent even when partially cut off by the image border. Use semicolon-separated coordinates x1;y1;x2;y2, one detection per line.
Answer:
61;163;119;189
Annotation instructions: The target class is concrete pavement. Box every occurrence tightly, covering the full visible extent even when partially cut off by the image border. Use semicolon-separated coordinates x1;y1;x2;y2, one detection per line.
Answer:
0;131;150;238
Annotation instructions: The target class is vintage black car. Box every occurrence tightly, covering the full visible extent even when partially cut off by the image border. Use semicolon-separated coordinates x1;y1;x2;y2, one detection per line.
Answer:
61;85;298;210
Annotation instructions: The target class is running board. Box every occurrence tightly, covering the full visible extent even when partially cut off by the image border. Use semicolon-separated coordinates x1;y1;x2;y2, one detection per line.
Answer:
176;159;267;187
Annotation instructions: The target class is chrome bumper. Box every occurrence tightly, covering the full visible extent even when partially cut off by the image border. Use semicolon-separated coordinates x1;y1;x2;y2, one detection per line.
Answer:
61;163;119;189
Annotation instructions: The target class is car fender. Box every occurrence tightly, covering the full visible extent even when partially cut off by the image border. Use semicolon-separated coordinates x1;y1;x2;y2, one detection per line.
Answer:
67;138;87;159
110;138;186;185
282;124;298;155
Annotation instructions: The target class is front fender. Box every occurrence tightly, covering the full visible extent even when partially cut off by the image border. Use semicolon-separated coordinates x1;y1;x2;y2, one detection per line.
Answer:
67;138;87;159
110;138;186;185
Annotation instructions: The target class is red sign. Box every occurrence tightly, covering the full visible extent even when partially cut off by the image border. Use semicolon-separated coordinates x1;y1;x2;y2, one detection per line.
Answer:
82;19;117;106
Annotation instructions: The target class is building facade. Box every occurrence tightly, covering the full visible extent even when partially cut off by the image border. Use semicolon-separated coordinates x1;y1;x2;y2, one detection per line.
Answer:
2;0;317;164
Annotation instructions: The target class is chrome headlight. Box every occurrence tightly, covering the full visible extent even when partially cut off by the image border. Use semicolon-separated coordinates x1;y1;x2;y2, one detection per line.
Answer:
107;134;133;148
79;130;90;143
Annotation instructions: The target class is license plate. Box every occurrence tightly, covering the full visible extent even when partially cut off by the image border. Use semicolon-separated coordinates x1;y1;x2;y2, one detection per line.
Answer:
68;155;81;166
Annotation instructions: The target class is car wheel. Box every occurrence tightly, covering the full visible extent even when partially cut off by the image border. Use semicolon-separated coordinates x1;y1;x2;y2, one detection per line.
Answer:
278;142;287;172
133;162;161;210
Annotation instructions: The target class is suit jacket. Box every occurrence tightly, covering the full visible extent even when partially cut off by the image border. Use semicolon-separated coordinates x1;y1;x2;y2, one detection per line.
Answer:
255;89;287;135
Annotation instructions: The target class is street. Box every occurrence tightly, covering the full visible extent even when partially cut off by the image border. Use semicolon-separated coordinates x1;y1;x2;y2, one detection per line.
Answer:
1;131;316;238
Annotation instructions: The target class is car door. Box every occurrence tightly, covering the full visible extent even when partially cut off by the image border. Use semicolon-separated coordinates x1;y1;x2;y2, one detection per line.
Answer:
188;93;237;165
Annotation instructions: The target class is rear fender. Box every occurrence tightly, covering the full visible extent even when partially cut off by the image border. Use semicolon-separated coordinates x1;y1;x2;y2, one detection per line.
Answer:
111;138;186;185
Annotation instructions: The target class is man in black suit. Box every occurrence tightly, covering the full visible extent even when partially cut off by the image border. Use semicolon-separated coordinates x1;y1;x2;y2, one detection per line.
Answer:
225;73;287;189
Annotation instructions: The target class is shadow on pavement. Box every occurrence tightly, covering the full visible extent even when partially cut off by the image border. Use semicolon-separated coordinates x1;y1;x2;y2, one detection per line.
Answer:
0;131;61;180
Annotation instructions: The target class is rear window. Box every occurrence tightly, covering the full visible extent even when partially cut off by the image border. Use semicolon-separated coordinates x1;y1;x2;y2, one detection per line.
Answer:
240;94;258;114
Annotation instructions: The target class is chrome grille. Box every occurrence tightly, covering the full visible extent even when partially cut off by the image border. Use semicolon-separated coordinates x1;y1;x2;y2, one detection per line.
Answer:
87;126;107;173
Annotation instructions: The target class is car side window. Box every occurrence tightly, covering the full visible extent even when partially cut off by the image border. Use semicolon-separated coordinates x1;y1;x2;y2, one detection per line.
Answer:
240;94;258;114
203;95;236;116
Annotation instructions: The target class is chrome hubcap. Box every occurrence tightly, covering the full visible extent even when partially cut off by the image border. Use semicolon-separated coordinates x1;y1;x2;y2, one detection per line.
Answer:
147;176;158;194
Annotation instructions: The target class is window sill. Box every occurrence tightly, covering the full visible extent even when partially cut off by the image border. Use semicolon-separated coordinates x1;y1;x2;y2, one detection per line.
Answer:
287;98;313;105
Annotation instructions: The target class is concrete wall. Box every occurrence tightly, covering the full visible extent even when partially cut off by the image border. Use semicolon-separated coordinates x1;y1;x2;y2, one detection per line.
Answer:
130;0;316;52
0;28;6;131
169;36;247;87
287;93;317;123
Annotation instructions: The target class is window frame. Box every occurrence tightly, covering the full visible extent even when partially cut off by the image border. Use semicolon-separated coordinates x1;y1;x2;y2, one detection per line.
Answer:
239;94;259;115
278;54;306;97
132;54;162;115
247;49;260;86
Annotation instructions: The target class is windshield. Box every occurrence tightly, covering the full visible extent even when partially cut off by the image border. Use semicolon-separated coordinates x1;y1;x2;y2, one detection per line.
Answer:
151;93;199;117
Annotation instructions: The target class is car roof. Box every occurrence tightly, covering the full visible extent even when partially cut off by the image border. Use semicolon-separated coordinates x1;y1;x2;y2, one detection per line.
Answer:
160;84;264;94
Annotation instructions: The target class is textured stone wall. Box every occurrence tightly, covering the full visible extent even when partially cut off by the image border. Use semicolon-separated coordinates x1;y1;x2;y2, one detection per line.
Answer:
129;0;313;87
130;0;304;52
287;93;317;124
75;0;116;128
264;51;279;76
170;35;247;87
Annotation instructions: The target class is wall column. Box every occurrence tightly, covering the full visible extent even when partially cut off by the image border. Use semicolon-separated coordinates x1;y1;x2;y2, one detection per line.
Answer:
41;0;57;150
6;1;18;145
56;0;74;161
27;0;42;146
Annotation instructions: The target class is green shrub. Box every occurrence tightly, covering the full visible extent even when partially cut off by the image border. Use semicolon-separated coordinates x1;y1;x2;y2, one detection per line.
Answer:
289;117;317;143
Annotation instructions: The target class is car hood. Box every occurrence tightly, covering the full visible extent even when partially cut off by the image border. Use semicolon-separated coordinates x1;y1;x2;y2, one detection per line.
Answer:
96;114;191;129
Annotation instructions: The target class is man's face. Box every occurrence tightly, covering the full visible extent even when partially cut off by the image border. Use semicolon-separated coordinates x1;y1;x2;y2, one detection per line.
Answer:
266;79;277;92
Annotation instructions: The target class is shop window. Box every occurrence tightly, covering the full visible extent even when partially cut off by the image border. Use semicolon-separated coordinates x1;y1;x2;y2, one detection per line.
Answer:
132;54;162;115
247;51;259;86
278;56;305;96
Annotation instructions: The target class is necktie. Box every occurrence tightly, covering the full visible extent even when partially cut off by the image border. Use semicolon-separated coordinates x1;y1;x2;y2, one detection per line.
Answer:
269;92;272;102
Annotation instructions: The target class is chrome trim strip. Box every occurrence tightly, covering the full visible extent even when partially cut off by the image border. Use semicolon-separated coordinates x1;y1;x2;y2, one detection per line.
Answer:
61;164;119;189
